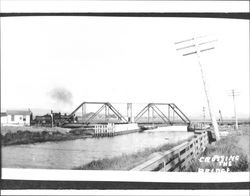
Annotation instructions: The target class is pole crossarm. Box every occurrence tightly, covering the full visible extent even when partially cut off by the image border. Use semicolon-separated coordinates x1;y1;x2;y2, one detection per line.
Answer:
175;36;217;57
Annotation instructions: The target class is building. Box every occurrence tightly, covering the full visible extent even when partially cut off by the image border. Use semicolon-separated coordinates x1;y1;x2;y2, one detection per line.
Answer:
1;110;32;126
1;112;8;126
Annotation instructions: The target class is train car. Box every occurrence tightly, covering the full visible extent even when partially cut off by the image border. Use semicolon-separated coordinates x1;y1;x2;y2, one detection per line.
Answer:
31;114;52;127
31;112;74;127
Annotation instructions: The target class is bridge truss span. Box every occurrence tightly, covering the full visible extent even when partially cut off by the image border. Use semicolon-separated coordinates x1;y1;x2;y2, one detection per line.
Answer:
134;103;190;125
65;101;190;126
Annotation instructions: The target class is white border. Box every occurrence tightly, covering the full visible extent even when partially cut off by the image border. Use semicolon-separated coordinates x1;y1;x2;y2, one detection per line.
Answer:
1;1;249;192
1;1;249;13
2;168;250;182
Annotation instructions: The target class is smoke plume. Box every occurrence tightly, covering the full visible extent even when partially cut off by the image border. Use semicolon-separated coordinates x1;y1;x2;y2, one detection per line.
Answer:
49;87;73;105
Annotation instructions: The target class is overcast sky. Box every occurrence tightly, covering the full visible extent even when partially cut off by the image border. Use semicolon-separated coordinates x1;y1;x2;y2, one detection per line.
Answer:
1;16;249;118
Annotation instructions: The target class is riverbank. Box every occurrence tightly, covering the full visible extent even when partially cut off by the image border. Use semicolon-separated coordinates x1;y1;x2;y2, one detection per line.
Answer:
74;135;194;170
1;126;93;146
185;124;250;172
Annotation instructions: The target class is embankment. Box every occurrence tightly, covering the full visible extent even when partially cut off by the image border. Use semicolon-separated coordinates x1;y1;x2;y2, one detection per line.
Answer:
185;124;250;172
74;136;194;170
1;126;94;146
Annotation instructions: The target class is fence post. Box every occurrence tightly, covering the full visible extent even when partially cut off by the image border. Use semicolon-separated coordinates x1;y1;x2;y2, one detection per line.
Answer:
163;161;166;172
176;150;181;171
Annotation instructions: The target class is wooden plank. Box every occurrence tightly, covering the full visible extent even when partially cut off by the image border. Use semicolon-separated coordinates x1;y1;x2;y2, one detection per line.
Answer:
173;165;180;172
180;149;192;160
131;153;165;171
161;142;189;157
181;154;194;169
131;142;188;171
164;156;180;171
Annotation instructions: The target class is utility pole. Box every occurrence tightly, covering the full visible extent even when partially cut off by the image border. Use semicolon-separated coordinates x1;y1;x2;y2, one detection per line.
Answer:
203;107;206;124
175;36;220;140
51;110;54;127
228;89;239;130
219;110;223;125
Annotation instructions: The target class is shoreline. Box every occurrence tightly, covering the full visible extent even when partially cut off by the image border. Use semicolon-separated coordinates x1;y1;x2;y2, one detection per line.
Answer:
74;136;194;170
1;126;141;146
1;126;93;146
1;131;93;147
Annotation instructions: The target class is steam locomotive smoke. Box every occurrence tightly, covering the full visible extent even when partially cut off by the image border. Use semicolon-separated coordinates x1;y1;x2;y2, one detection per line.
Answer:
49;87;73;105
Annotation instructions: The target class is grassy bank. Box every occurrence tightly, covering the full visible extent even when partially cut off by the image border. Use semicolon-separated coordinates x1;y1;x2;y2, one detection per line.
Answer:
1;126;92;146
185;124;250;172
1;126;71;135
74;136;194;170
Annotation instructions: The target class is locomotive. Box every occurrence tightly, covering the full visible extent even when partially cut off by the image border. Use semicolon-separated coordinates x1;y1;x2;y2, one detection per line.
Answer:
31;111;75;127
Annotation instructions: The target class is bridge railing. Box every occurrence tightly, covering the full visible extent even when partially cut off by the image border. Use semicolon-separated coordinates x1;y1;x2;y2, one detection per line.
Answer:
130;131;209;171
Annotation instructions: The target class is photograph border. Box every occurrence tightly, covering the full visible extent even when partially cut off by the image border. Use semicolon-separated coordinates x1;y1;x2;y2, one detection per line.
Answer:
1;1;249;191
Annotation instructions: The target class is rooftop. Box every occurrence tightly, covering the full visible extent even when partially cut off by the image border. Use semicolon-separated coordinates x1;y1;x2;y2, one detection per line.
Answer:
6;110;31;115
1;112;7;117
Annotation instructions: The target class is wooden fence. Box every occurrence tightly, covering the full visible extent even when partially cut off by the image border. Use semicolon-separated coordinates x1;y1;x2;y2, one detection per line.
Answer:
130;131;209;171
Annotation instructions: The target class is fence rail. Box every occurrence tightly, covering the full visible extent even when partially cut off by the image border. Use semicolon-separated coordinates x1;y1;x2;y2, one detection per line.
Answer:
130;131;209;171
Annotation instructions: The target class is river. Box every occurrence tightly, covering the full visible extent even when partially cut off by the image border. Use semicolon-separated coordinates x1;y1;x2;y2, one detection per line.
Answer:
2;126;194;169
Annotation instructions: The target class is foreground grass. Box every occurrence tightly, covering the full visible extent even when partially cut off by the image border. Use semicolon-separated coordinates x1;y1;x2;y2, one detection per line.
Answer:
185;124;250;172
74;136;194;170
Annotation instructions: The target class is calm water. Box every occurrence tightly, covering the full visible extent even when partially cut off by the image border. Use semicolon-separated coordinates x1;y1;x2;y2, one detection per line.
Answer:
2;127;194;169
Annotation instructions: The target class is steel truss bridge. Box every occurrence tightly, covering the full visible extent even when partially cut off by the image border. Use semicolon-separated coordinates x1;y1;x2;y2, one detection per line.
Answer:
65;102;190;126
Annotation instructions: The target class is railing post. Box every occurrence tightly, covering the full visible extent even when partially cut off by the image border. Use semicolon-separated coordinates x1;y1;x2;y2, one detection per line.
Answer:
176;150;181;171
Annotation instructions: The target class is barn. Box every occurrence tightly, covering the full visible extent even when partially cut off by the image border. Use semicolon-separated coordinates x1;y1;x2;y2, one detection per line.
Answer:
1;110;32;126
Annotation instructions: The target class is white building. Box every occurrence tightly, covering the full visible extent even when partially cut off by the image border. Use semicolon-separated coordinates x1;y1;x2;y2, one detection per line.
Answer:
1;112;8;126
1;110;32;126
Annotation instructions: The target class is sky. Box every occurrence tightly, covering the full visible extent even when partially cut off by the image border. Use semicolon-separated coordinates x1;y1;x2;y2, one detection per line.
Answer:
1;16;249;119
